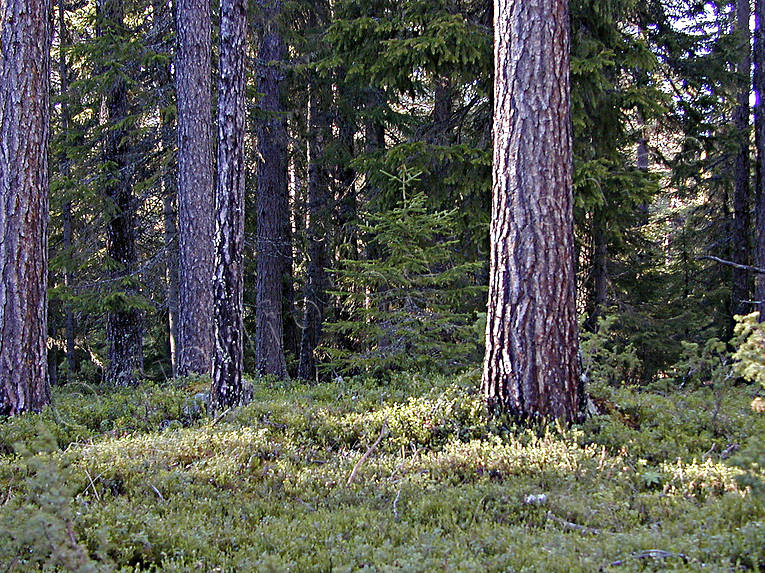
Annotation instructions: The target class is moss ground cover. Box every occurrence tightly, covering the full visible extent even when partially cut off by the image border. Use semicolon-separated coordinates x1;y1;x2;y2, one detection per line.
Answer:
0;373;763;572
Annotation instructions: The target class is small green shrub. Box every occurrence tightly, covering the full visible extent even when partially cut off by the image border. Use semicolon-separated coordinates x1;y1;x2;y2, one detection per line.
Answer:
580;315;642;386
733;312;765;389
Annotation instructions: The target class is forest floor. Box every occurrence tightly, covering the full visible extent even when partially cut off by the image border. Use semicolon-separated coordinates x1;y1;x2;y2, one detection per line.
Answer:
0;372;763;572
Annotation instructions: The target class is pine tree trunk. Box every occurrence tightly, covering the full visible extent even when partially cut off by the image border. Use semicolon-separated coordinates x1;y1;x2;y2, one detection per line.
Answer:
98;0;144;386
755;0;765;320
429;76;452;145
733;0;752;317
255;0;289;378
482;0;580;422
211;0;248;408
163;191;180;376
584;212;608;331
298;81;331;381
60;0;77;379
150;0;180;377
334;73;358;261
63;203;76;376
636;106;650;225
362;89;385;326
175;0;215;376
0;0;51;414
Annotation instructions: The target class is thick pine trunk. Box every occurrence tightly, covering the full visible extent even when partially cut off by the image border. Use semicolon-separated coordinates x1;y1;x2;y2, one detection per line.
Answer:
733;0;752;317
482;0;580;422
756;0;765;320
255;0;289;378
298;81;331;381
0;0;51;414
175;0;215;376
98;0;144;386
211;0;248;408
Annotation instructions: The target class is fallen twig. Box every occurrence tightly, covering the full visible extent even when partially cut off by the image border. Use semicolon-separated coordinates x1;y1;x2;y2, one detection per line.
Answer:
2;475;13;506
546;511;600;535
296;497;316;512
210;408;232;427
393;488;402;520
150;483;165;501
347;420;389;486
83;468;102;501
609;549;688;567
260;416;287;430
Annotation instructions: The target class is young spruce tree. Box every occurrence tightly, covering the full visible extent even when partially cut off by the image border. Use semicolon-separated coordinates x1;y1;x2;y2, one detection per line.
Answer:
325;168;483;378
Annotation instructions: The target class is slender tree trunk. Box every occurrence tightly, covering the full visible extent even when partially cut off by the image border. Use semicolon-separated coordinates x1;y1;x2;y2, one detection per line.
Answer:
362;89;385;321
429;76;452;145
637;120;649;173
211;0;248;407
59;0;77;378
298;81;331;381
584;212;608;331
0;0;51;413
636;108;650;225
482;0;580;422
164;191;180;375
98;0;144;386
63;205;76;376
755;0;765;320
255;0;289;378
733;0;752;317
151;0;180;377
334;77;358;261
175;0;214;376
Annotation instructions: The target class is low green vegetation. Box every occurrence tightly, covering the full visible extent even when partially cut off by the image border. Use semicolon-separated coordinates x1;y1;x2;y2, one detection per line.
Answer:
0;370;763;572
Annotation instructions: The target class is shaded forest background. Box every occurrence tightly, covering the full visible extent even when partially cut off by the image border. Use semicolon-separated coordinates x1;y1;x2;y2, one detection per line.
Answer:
37;0;764;388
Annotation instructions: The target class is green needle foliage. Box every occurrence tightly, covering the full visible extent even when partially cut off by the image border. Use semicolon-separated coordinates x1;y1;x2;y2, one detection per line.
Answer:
322;167;484;378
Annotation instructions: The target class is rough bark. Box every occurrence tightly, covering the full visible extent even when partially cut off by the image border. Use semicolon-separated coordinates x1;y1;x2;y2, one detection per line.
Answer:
98;0;144;386
255;0;289;378
211;0;248;408
298;81;331;381
59;0;77;378
733;0;752;317
0;0;51;414
154;0;180;376
175;0;214;376
756;0;765;320
482;0;580;422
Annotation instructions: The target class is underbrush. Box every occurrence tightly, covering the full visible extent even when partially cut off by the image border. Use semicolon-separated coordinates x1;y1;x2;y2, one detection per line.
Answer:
0;372;763;572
